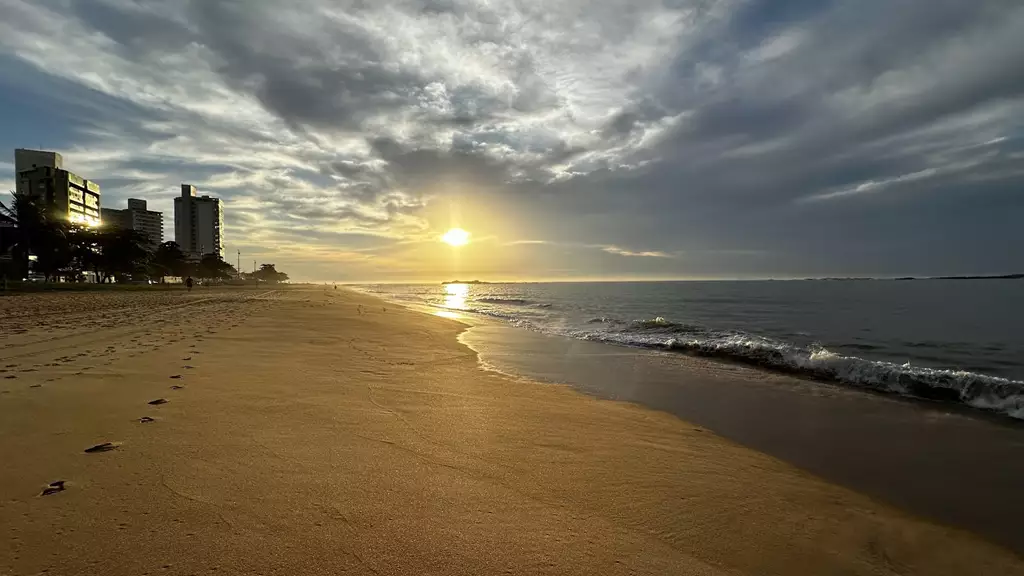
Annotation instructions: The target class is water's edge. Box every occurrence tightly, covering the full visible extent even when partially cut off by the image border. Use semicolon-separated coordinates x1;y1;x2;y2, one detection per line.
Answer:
357;285;1024;421
456;320;1024;555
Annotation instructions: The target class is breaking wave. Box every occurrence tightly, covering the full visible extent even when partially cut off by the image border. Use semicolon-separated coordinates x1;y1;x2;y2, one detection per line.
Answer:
362;281;1024;421
475;297;532;305
572;320;1024;420
473;297;552;308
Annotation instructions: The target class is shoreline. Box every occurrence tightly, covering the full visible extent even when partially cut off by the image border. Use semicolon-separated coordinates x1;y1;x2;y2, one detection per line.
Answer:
459;322;1024;553
353;284;1024;422
368;292;1024;552
1;287;1022;574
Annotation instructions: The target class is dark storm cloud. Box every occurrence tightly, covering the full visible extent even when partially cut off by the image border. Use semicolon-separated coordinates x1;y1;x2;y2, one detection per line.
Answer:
183;2;417;132
554;0;1024;278
68;1;193;55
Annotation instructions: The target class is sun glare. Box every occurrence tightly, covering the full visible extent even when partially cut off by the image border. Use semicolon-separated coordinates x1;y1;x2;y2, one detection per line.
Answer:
442;228;471;246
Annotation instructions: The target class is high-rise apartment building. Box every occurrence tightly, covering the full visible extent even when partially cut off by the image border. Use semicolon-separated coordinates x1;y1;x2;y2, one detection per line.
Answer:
14;149;63;175
174;184;223;258
101;198;164;248
14;149;101;227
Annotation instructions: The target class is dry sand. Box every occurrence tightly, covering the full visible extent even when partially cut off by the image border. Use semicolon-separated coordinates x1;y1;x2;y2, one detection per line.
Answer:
0;286;1021;575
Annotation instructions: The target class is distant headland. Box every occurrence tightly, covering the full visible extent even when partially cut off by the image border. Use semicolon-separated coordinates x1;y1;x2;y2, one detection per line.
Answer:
894;273;1024;281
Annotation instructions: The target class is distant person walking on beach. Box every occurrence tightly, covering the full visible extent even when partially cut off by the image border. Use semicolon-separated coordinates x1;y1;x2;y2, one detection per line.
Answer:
185;276;194;292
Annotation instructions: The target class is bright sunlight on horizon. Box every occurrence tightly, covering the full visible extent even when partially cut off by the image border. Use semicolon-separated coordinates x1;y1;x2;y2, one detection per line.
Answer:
441;228;471;247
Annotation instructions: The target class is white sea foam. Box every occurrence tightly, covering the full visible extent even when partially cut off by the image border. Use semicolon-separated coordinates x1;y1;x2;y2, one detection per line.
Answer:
575;321;1024;419
363;283;1024;420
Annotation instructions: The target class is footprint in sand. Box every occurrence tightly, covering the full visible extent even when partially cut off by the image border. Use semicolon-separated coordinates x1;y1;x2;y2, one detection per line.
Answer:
182;357;192;361
138;416;156;424
170;375;182;379
182;365;194;370
170;385;185;390
29;384;42;389
40;480;66;496
148;398;169;405
84;442;119;453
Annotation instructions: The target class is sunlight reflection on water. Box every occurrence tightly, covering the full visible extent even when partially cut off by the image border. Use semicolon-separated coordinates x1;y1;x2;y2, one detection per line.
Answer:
443;283;470;310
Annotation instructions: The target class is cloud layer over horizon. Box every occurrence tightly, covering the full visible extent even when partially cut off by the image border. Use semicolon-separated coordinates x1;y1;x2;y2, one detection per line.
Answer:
1;0;1022;281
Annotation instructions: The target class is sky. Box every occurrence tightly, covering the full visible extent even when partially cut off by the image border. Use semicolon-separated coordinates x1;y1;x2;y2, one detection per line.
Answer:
1;0;1022;282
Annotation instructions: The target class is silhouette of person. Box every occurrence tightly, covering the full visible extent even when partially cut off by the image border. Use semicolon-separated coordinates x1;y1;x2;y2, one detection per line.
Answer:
185;276;194;292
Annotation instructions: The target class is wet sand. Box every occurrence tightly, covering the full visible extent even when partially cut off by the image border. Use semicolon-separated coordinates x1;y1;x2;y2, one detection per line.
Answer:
463;324;1024;553
1;287;1022;575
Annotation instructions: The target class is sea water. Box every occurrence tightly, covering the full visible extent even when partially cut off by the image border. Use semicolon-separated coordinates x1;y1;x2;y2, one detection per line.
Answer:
358;280;1024;419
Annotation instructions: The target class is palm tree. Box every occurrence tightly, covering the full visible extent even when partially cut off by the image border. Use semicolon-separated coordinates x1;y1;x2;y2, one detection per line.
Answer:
0;192;49;279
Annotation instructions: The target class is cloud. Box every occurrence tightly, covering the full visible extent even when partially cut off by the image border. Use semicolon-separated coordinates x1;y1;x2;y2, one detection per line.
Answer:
0;0;1022;280
504;240;550;246
601;246;674;258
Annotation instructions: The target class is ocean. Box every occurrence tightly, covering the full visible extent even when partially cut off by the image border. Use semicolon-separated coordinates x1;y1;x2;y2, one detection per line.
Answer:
357;280;1024;420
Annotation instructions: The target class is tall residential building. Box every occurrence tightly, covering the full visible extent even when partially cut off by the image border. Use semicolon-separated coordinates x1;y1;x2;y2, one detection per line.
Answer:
174;184;223;258
101;198;164;248
14;149;101;227
15;149;63;175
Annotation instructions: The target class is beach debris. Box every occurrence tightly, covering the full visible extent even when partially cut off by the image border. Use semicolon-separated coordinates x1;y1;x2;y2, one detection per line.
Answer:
148;398;169;405
138;416;156;423
84;442;118;454
41;480;66;496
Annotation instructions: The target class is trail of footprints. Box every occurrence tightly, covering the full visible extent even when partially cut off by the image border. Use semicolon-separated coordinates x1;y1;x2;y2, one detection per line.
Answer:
40;354;194;497
4;295;271;387
12;292;283;501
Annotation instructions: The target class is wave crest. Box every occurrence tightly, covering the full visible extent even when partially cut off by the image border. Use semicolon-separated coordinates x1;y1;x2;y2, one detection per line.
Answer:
577;319;1024;420
475;297;532;305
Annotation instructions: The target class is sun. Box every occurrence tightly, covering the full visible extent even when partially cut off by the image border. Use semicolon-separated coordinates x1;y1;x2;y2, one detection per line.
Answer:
441;228;471;246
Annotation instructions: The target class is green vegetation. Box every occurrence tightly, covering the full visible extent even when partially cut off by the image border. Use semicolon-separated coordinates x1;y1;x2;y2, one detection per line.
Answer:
251;263;289;284
1;192;289;288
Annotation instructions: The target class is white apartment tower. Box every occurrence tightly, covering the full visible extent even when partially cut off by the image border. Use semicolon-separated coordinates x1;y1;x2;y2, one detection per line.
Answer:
174;184;223;259
101;198;164;248
14;148;102;227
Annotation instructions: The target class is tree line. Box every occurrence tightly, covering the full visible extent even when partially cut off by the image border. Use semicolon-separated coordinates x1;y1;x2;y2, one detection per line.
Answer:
1;192;288;284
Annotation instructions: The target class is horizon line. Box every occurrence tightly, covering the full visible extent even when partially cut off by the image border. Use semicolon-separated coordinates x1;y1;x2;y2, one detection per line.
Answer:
298;272;1024;285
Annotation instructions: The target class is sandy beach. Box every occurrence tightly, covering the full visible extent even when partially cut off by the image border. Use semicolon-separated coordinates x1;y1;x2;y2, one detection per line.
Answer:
1;287;1022;575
